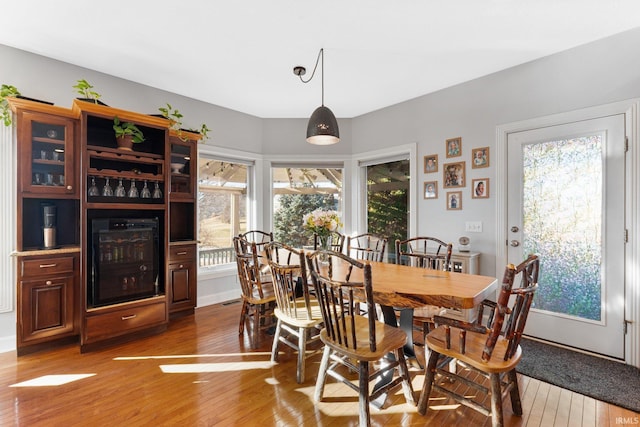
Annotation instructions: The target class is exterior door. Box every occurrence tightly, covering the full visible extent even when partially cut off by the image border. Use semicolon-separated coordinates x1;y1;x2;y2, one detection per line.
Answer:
507;114;626;359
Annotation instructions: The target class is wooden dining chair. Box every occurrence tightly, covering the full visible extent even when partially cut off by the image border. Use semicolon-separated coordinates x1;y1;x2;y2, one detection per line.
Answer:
313;231;345;253
237;230;273;256
395;236;453;345
264;242;323;383
347;233;388;262
233;237;276;349
417;254;540;427
306;249;416;427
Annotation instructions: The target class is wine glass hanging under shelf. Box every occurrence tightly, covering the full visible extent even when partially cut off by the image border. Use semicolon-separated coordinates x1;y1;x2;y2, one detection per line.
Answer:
86;175;164;204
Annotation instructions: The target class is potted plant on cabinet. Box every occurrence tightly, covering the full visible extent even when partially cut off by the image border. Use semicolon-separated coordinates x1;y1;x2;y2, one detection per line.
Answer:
73;79;106;105
158;103;210;141
113;116;145;151
1;84;20;126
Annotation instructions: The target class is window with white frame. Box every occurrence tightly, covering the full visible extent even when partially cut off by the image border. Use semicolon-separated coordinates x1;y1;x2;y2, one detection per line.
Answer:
198;153;253;267
271;163;343;248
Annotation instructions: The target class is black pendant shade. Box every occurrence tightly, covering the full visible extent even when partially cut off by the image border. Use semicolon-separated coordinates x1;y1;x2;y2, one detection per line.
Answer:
306;105;339;145
295;48;340;145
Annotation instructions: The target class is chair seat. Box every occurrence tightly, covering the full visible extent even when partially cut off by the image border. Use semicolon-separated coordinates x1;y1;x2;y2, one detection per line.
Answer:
246;281;276;304
274;299;324;328
320;316;408;362
426;325;522;374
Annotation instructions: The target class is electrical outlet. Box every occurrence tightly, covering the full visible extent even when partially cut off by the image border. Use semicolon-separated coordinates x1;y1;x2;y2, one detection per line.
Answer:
465;221;483;233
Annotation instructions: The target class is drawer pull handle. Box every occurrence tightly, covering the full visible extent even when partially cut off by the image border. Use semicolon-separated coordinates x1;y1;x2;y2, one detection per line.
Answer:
39;263;58;268
46;280;52;285
176;251;187;256
121;314;137;320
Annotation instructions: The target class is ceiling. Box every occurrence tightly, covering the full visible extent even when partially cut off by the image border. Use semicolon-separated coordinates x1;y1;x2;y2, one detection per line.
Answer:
2;1;640;119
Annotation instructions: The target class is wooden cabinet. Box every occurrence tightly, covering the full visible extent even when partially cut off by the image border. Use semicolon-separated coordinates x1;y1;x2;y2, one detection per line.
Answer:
17;253;79;354
10;98;200;354
15;107;77;197
168;244;197;316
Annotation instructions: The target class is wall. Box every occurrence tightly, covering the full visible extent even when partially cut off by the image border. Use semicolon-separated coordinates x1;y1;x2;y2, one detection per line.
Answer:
352;27;640;276
2;26;640;351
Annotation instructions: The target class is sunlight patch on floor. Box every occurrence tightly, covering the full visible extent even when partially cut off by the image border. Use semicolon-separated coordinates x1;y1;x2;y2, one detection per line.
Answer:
114;351;273;361
10;374;96;387
160;361;275;373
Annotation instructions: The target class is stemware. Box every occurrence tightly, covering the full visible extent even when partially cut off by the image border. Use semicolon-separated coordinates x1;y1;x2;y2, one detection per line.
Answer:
88;177;100;196
115;178;126;197
140;180;151;198
152;181;163;199
128;178;139;198
102;177;113;197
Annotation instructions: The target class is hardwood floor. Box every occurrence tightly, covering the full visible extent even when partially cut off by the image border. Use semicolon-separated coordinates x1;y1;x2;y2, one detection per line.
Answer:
1;300;637;426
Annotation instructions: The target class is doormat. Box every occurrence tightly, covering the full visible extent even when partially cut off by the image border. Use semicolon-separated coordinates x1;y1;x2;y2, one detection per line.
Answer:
516;338;640;413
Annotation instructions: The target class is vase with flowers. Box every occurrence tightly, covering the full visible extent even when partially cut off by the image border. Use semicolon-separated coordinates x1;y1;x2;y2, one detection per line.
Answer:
303;209;342;261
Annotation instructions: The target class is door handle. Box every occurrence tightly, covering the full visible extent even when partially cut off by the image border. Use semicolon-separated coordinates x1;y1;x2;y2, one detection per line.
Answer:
510;240;520;247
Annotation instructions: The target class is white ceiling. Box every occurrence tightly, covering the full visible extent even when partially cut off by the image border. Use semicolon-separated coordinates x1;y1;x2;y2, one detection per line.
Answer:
2;1;640;118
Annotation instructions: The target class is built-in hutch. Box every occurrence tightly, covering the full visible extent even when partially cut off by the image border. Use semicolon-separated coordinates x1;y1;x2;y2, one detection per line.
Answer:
9;97;199;354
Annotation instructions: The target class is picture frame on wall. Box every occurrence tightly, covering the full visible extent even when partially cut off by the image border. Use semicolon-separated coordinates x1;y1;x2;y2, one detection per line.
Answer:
424;181;438;199
424;154;438;173
447;191;462;210
443;161;465;188
471;146;490;168
472;178;489;199
446;137;462;158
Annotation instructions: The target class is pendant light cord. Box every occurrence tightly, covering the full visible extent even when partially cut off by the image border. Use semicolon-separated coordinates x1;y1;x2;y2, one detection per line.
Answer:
297;48;325;106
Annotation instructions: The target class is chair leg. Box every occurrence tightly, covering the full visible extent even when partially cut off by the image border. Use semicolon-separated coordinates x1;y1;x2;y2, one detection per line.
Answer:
358;360;371;427
249;304;260;349
314;346;331;402
395;347;416;405
296;326;306;383
417;349;440;415
238;300;248;334
489;372;504;427
270;318;282;363
507;369;523;416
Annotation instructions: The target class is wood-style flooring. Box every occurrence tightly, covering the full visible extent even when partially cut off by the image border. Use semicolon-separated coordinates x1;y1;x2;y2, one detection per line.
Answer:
0;300;637;426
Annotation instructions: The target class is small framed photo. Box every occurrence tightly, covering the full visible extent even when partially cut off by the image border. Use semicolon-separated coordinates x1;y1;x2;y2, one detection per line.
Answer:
446;137;462;158
471;146;490;168
447;191;462;210
443;161;465;188
424;154;438;173
472;178;490;199
424;181;438;199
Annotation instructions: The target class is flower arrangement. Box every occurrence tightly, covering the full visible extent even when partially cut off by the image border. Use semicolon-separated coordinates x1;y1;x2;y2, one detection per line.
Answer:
302;209;342;237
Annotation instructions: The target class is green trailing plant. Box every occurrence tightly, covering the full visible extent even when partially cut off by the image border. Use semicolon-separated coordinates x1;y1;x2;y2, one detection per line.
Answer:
113;116;145;143
73;79;102;103
1;84;21;126
159;103;210;141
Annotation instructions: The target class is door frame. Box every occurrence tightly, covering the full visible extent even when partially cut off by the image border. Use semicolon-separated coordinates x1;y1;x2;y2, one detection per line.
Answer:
496;99;640;368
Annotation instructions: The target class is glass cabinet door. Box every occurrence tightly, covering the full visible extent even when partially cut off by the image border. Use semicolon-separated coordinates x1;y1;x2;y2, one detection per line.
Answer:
169;137;195;200
19;112;76;196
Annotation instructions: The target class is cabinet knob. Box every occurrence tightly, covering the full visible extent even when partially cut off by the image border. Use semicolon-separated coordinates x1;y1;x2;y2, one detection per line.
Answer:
66;185;73;190
179;264;184;269
46;280;52;285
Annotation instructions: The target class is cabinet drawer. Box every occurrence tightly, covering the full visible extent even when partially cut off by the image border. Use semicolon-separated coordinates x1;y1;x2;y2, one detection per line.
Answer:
169;244;196;261
21;256;75;278
85;301;166;342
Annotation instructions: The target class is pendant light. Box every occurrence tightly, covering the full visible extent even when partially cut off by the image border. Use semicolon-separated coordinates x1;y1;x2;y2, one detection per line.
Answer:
293;48;340;145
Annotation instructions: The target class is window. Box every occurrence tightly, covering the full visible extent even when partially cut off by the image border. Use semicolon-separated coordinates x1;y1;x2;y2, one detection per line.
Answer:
365;159;410;262
271;164;343;248
198;154;252;267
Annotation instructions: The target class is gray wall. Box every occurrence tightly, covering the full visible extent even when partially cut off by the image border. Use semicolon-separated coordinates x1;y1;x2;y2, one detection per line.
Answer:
2;26;640;350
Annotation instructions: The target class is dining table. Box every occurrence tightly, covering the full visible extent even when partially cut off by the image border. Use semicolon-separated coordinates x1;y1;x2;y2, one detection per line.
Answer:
321;259;498;407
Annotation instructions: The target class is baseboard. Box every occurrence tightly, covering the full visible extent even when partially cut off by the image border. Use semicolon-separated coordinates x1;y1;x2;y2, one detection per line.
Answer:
197;290;239;308
0;334;16;354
